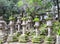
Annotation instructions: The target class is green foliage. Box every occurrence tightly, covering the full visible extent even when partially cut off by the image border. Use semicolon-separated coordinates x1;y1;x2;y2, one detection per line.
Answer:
26;0;34;5
17;0;23;7
0;40;3;44
13;32;21;42
0;0;53;22
53;21;60;26
13;36;18;42
40;23;47;28
39;23;47;35
45;36;54;44
57;29;60;36
21;17;27;21
31;36;41;43
52;21;60;35
0;0;20;22
46;37;52;41
18;34;29;43
31;35;45;43
9;15;15;20
40;29;47;35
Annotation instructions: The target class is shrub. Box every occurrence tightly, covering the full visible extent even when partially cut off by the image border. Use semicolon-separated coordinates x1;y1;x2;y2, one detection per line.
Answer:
18;34;29;43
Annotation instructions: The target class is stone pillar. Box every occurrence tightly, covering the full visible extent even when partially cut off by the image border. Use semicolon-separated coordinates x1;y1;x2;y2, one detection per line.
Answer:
27;16;32;31
9;20;14;35
16;16;21;32
34;22;39;36
46;20;52;37
21;20;26;35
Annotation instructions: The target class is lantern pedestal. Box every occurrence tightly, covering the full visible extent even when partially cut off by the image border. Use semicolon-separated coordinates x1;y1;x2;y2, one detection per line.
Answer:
18;20;29;43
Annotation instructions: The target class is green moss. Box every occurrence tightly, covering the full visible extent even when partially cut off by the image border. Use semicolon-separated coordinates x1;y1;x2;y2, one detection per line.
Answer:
21;17;27;21
33;17;40;22
9;15;15;20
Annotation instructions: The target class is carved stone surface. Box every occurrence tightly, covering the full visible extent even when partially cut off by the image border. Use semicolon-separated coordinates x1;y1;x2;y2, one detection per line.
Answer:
21;20;26;35
16;17;21;32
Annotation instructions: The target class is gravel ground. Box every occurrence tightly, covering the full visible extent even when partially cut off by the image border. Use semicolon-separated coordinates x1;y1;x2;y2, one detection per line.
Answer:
4;42;38;44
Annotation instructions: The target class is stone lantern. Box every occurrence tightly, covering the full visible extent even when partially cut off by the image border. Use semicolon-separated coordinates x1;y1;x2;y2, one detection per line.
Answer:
31;17;40;43
18;17;29;43
46;11;52;37
0;16;7;42
16;16;21;32
34;16;40;36
7;18;15;42
46;18;52;37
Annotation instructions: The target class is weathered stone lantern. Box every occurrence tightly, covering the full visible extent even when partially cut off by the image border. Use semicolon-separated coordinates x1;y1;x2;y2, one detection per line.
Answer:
46;18;52;37
7;16;15;42
34;16;40;36
0;16;7;42
31;16;40;43
21;17;26;35
16;16;21;32
18;17;29;43
45;10;53;37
